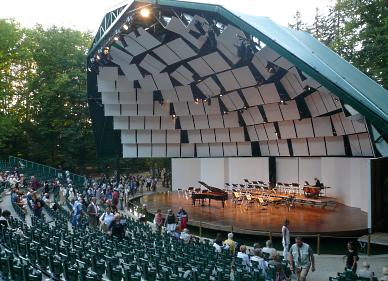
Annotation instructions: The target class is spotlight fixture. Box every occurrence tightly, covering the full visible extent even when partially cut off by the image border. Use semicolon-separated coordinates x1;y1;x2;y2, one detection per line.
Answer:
172;114;176;119
219;94;223;97
96;54;101;60
140;8;151;18
122;24;129;31
194;98;199;104
113;36;120;41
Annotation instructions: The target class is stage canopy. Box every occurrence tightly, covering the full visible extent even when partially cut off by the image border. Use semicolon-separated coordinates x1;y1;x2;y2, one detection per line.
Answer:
87;0;388;159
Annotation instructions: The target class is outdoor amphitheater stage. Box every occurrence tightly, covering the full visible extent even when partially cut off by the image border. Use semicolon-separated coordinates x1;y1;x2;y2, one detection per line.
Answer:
140;191;368;236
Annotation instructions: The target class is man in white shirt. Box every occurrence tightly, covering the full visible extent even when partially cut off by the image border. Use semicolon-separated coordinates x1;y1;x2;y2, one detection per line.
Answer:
262;240;277;259
237;245;251;271
250;248;268;277
289;237;315;281
180;228;191;244
282;219;290;260
358;262;374;280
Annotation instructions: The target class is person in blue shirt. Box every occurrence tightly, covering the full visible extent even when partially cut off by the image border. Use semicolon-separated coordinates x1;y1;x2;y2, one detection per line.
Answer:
71;197;83;227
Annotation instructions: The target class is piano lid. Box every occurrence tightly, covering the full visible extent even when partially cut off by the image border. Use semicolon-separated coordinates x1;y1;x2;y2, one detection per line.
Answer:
198;181;226;194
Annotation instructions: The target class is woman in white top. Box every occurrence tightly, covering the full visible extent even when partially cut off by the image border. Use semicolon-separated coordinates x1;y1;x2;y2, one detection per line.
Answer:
237;245;251;271
282;219;290;260
99;208;115;233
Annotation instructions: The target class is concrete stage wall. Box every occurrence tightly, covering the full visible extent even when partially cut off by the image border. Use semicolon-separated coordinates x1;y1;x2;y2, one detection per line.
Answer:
172;157;371;211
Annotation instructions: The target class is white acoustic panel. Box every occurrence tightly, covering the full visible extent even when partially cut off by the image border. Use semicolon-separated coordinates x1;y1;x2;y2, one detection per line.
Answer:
220;95;236;111
113;116;129;130
165;17;206;50
251;52;272;80
278;120;297;139
294;118;315;138
215;128;230;142
348;134;362;156
162;89;179;103
152;144;166;157
228;91;245;110
121;104;137;116
121;130;136;144
188;57;214;77
98;76;116;92
223;111;239;128
154;103;170;116
232;66;256;88
110;46;133;65
188;130;202;143
242;87;264;106
202;52;230;73
152;44;181;65
132;27;161;50
249;107;264;124
104;104;120;116
160;116;176;130
138;144;152;157
277;139;290;156
325;136;345;156
102;92;119;104
201;129;216;143
138;76;157;92
137;89;154;104
153;73;174;90
259;83;280;104
319;91;338;113
247;126;258;141
196;143;210;157
166;130;181;143
339;113;356;135
188;101;206;115
208;114;224;128
280;71;304;99
129;116;144;130
166;143;180;157
217;70;240;91
263;103;283;122
310;91;328;116
139;54;166;74
268;140;280;156
145;117;160;130
312;116;333;137
166;38;197;60
119;63;143;82
291;138;309;156
204;99;221;115
181;143;195;157
307;137;326;156
255;124;268;141
123;144;137;158
279;100;300;120
241;110;255;125
259;141;270;156
203;77;222;96
174;102;190;116
352;118;367;133
171;65;194;85
193;115;209;129
179;116;195;129
358;133;374;156
237;142;252;156
256;46;281;65
138;104;153;116
223;142;237;156
152;130;166;143
176;86;193;102
209;143;224;157
116;75;133;92
123;33;147;55
229;127;245;142
274;56;294;70
331;113;345;136
304;94;319;117
119;92;137;104
264;122;278;140
137;130;152;143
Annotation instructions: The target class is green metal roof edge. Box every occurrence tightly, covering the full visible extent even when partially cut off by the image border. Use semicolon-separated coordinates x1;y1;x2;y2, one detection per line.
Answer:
132;0;388;136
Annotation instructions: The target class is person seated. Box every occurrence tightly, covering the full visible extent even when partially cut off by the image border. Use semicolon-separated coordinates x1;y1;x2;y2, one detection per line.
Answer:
268;254;286;280
314;177;322;188
224;233;236;255
237;245;251;271
250;248;268;278
0;210;11;228
358;262;374;280
381;266;388;281
180;228;191;244
213;233;224;253
262;240;277;259
108;213;125;239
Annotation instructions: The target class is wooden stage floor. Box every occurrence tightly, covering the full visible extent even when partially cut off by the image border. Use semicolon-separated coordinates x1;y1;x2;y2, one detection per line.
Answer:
141;191;368;235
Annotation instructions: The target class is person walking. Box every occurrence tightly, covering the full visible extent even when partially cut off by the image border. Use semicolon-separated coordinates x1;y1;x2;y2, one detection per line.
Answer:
87;197;98;228
289;237;315;281
282;219;290;260
345;241;359;273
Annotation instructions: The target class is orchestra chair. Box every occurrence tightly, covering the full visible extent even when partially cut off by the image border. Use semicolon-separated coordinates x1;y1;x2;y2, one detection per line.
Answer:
232;192;243;206
185;187;194;198
232;184;238;190
257;197;268;209
224;183;230;191
177;188;183;195
244;193;256;209
283;183;291;194
276;182;284;193
291;183;300;195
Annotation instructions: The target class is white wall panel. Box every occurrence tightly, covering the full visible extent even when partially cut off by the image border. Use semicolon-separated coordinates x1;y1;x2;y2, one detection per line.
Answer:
113;116;129;130
312;116;333;137
223;143;237;156
227;157;269;184
292;138;309;156
279;100;300;120
259;141;270;156
237;142;252;156
172;158;200;190
138;144;152;157
229;127;245;142
193;115;209;129
104;104;121;116
123;144;137;158
232;66;256;88
276;157;298;183
179;116;195;130
263;103;283;122
325;136;345;156
167;144;180;157
208;115;224;128
196;143;210;157
129;116;144;129
152;130;166;143
299;157;321;184
201;129;216;143
152;144;166;157
200;158;225;188
348;134;362;156
121;130;136;144
358;133;374;156
145;116;160;130
277;139;290;156
137;130;151;143
215;128;230;142
181;143;195;157
294;118;315;138
307;137;326;156
160;116;176;130
242;87;264;106
278;120;297;139
259;83;280;104
268;140;279;156
166;130;181;143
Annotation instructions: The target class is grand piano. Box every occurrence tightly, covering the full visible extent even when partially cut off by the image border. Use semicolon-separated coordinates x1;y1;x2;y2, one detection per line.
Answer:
192;181;228;208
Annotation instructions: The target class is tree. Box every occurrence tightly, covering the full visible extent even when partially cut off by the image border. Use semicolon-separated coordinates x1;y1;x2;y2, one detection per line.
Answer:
288;10;308;31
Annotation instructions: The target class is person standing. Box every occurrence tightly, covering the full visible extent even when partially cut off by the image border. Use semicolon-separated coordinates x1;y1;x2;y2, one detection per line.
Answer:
282;219;290;260
289;237;315;281
345;241;359;273
165;209;176;234
154;209;164;232
177;207;188;230
87;197;98;228
71;197;83;228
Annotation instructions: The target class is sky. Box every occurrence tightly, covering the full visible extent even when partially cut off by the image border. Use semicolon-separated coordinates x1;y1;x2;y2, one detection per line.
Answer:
0;0;331;34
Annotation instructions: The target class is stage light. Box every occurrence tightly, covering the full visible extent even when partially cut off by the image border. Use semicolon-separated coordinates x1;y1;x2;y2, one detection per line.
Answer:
172;114;176;119
122;24;129;31
140;8;151;18
113;36;119;41
219;94;223;97
96;54;101;60
194;98;199;104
